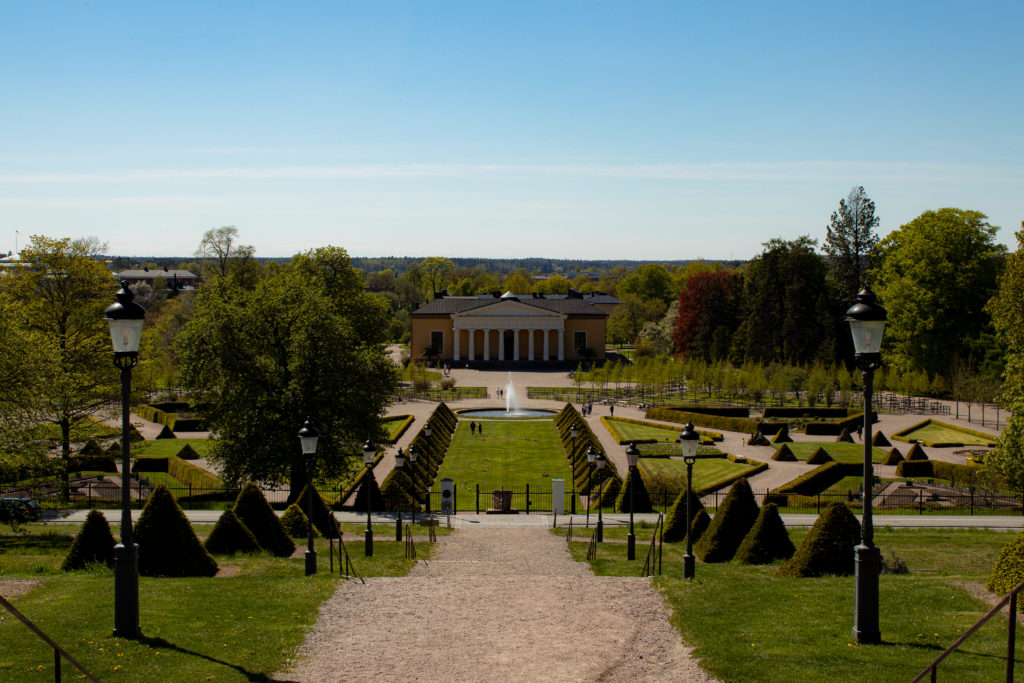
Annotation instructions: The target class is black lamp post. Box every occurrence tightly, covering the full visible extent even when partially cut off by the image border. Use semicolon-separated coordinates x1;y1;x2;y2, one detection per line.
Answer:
569;422;580;514
585;445;597;527
423;421;433;438
847;287;887;645
105;282;145;638
407;444;419;524
677;422;700;580
394;448;405;541
595;450;606;543
362;439;376;557
298;419;319;576
625;441;640;560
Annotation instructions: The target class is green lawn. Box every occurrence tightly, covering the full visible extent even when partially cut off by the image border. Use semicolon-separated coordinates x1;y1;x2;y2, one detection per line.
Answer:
133;438;214;459
781;442;890;464
639;457;754;493
605;418;680;442
0;522;436;681
571;526;1020;681
382;416;411;442
435;420;572;510
897;421;997;447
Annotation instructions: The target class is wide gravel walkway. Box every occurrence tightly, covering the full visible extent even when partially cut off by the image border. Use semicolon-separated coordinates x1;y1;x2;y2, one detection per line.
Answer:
279;527;714;682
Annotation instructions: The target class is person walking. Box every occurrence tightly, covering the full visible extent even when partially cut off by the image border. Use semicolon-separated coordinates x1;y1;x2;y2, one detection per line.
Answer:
610;404;614;417
478;422;484;436
470;421;477;436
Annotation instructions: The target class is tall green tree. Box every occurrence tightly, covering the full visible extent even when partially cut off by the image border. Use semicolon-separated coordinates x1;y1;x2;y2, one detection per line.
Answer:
195;226;255;279
419;257;455;299
985;224;1024;488
618;263;675;305
608;294;666;345
176;246;396;498
824;186;880;302
871;208;1005;377
5;236;119;481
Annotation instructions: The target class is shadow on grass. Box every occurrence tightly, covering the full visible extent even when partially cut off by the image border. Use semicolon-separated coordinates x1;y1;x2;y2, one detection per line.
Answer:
878;638;1024;667
137;635;267;681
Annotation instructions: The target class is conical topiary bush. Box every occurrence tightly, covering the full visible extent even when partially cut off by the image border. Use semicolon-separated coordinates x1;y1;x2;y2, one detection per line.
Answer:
295;484;340;538
987;529;1024;606
79;440;104;456
777;502;860;577
881;448;904;466
905;442;928;461
204;508;260;556
615;468;654;514
735;502;795;564
155;424;176;439
233;483;295;557
806;447;833;465
134;484;218;577
836;428;854;443
281;503;314;538
352;473;384;512
771;425;792;443
695;478;759;563
175;444;201;460
872;431;891;447
62;509;115;570
771;444;798;462
663;487;705;543
689;508;711;546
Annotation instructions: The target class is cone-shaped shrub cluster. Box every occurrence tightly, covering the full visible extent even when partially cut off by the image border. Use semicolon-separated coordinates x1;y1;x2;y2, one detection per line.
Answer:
695;478;759;563
771;425;792;443
175;444;201;460
987;529;1024;603
281;503;314;538
905;442;928;460
689;509;711;546
614;467;654;513
134;485;218;577
555;404;622;502
663;486;705;543
79;440;104;456
777;502;859;577
735;502;795;564
352;472;384;512
806;447;833;465
836;428;854;443
872;431;891;447
881;448;904;466
234;483;295;557
155;425;176;439
771;444;797;461
370;403;457;511
379;468;421;512
62;509;115;570
204;508;260;555
294;484;339;538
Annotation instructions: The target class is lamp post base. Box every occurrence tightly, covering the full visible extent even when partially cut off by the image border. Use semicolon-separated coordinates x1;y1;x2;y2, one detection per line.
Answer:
627;533;635;560
683;552;695;580
596;520;603;543
365;529;374;557
113;542;140;638
852;543;881;643
304;550;317;576
396;515;403;541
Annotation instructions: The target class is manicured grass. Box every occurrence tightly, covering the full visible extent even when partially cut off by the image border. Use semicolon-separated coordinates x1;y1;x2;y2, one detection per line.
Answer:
133;438;214;459
605;418;679;443
639;457;754;491
898;421;997;447
436;421;572;510
569;527;1020;681
782;442;890;464
382;415;412;442
0;522;436;681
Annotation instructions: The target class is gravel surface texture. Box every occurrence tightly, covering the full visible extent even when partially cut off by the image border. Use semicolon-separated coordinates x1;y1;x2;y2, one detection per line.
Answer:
279;527;714;682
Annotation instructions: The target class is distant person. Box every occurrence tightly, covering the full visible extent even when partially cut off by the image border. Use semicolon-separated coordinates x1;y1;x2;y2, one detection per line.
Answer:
610;404;614;417
856;424;863;440
470;421;476;436
478;423;484;436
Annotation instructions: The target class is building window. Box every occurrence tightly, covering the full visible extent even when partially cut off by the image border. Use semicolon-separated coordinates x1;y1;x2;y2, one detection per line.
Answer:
573;331;587;356
429;330;444;357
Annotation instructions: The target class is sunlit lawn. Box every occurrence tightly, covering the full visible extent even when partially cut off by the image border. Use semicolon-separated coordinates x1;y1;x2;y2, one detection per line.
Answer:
783;441;890;464
898;421;997;446
132;438;214;459
639;457;755;491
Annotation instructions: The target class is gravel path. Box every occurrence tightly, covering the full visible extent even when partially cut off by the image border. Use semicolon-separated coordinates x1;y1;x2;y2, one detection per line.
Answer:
279;528;714;682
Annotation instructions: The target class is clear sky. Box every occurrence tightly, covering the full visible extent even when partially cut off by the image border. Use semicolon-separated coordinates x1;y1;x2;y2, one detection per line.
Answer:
2;1;1021;261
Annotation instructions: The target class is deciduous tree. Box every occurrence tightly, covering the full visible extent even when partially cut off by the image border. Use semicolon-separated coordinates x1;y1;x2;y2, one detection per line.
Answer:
824;186;880;301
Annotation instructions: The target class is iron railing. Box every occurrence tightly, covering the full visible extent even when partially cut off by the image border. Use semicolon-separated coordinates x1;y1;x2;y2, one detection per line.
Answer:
0;594;98;682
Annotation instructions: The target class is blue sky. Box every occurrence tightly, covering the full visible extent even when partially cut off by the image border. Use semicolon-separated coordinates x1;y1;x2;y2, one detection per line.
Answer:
2;1;1021;260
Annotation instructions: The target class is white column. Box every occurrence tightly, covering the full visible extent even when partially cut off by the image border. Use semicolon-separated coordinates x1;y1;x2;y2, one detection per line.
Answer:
557;329;565;361
513;328;520;361
498;329;505;361
543;330;550;361
483;329;490;361
468;328;475;361
453;328;460;361
528;329;535;361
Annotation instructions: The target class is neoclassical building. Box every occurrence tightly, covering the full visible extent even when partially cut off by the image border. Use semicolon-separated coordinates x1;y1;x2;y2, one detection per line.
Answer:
410;291;616;363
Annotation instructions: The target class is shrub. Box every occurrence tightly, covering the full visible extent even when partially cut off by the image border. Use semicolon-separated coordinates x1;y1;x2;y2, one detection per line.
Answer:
881;448;904;466
281;503;314;538
987;529;1024;603
896;460;934;478
689;509;711;546
294;484;340;538
379;470;421;513
79;440;105;456
155;425;176;440
763;407;848;419
694;478;759;563
352;471;384;512
836;428;854;443
771;444;797;462
905;443;928;461
175;444;202;460
777;502;860;577
233;483;295;557
614;468;654;513
806;447;833;465
872;431;891;447
771;425;792;443
133;485;218;577
204;508;260;555
62;509;115;570
734;502;795;564
768;462;858;497
663;486;706;543
68;454;117;473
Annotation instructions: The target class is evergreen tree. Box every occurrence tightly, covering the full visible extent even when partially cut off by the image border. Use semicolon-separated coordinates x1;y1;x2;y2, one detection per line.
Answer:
62;509;115;570
695;478;759;562
134;485;218;577
824;186;880;301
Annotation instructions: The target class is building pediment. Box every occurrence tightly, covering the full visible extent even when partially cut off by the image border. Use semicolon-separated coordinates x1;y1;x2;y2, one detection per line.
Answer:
454;300;562;320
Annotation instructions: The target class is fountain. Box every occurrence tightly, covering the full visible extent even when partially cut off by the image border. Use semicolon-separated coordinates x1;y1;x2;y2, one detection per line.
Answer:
460;373;555;418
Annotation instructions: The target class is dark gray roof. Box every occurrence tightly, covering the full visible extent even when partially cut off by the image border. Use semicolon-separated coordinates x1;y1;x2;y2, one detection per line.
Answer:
118;269;199;279
413;296;607;316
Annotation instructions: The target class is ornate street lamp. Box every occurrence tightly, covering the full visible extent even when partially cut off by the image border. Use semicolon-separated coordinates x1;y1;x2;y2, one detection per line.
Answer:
105;282;145;638
407;444;419;524
394;448;406;541
677;422;700;580
595;450;607;543
847;287;887;645
423;422;433;438
362;439;377;557
569;422;580;515
585;445;597;528
625;441;640;560
298;419;320;576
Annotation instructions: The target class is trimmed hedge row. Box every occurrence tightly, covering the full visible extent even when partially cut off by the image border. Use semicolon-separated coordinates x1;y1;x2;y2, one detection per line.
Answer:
763;407;851;419
382;415;415;444
662;405;749;417
804;411;877;436
602;416;723;444
891;419;999;447
68;454;117;473
375;403;457;511
134;404;207;432
765;462;862;503
645;407;786;436
131;455;223;489
556;404;622;507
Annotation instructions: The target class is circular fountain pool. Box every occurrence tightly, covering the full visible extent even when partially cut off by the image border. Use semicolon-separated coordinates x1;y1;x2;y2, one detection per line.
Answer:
458;408;556;418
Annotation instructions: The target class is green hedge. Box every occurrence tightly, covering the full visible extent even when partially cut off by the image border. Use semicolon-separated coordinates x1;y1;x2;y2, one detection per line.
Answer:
891;419;998;447
804;411;877;436
131;455;223;489
135;404;207;433
645;407;785;436
602;416;723;444
662;405;749;417
765;462;862;503
68;454;117;473
383;415;415;444
763;407;851;419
